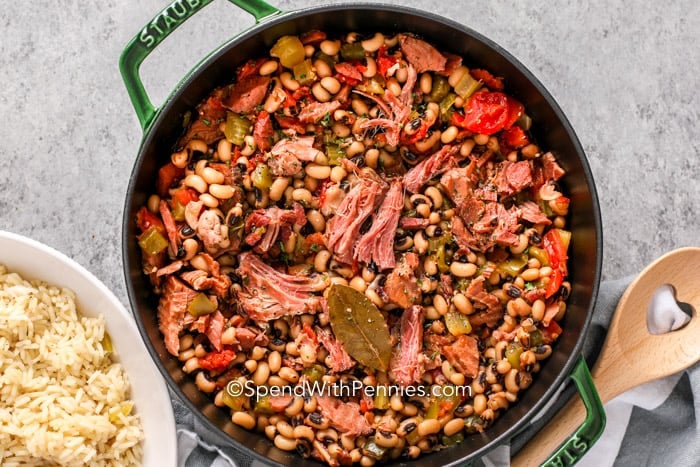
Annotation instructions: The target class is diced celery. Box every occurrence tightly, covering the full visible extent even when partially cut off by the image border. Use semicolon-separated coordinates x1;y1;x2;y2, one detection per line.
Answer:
293;59;316;85
374;387;390;410
302;364;325;382
445;311;472;336
439;92;457;121
496;256;528;277
528;246;549;267
340;42;365;61
326;144;345;166
224;113;251;146
362;438;387;460
505;342;523;369
430;75;450;102
454;72;481;99
529;329;544;347
254;394;275;415
222;385;247;411
187;293;216;317
137;227;168;256
442;432;465;446
251;164;273;190
271;35;305;68
557;229;572;251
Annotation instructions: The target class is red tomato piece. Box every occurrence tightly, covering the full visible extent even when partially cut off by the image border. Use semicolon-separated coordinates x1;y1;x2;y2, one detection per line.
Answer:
376;46;400;78
470;68;504;91
454;91;525;135
199;349;236;372
500;125;530;150
541;320;563;343
135;206;164;234
156;162;185;198
253;110;274;152
543;229;569;276
172;188;199;207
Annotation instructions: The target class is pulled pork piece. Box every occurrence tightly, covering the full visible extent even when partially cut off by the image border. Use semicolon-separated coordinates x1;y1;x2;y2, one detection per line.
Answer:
326;176;386;264
179;252;231;299
354;179;404;270
384;252;422;308
158;275;199;356
222;75;270;114
519;201;551;225
493;160;533;196
179;93;227;146
388;305;425;386
315;395;372;437
398;34;447;73
268;136;324;176
298;100;342;124
465;276;503;328
358;65;417;146
404;145;458;193
442;335;480;378
235;252;328;321
316;326;355;373
244;204;306;253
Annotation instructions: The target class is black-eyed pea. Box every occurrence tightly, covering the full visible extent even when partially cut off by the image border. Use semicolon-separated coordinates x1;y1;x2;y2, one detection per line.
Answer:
453;293;473;315
521;143;540;158
279;71;300;91
185;174;207;193
178;348;195;362
232;411;256;430
195;372;216;393
532;299;545;321
443;417;465;437
450;261;477;278
505;369;520;393
268;177;290;202
285;396;305;417
349;276;367;293
311;82;331;102
417;418;441;437
473;394;487;415
521;268;540;282
320;76;341;95
279;367;299;383
460;138;475;157
274;434;297;451
330;165;347;183
264;424;277;440
473;133;489;145
375;431;400;448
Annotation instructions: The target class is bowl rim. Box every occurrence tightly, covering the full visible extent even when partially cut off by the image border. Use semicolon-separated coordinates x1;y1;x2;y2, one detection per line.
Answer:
0;230;177;467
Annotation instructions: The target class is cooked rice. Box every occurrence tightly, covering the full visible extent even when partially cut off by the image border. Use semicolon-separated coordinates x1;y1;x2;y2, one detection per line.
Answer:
0;264;144;466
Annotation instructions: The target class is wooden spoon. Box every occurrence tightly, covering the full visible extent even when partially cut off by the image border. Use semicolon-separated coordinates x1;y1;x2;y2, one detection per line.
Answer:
513;247;700;466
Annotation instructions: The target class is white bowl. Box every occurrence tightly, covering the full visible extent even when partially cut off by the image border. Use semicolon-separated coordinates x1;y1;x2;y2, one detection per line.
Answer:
0;231;176;467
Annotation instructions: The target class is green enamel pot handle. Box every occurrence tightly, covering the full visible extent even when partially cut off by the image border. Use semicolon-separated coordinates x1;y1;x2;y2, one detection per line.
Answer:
119;0;280;131
541;356;606;466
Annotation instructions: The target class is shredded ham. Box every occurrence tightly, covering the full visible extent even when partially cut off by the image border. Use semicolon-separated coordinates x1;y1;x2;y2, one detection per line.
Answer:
298;100;342;124
157;276;198;356
269;136;323;176
316;326;355;373
398;34;447;73
465;276;503;328
235;252;328;321
325;176;386;265
404;145;458;193
353;179;403;270
388;305;425;386
442;335;480;378
244;204;306;253
315;395;372;437
384;252;421;308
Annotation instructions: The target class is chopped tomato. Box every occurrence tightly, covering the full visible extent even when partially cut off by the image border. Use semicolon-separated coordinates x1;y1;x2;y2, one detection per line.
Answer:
253;110;274;152
335;61;365;85
274;114;306;134
198;349;236;372
452;91;523;135
156;162;185;198
237;57;267;80
300;30;327;45
305;232;326;250
541;320;563;343
500;125;530;150
470;68;504;91
376;46;400;78
172;188;199;207
543;229;569;298
135;206;164;234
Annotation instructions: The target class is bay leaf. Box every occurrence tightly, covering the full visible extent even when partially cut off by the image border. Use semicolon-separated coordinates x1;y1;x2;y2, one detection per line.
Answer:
328;284;392;372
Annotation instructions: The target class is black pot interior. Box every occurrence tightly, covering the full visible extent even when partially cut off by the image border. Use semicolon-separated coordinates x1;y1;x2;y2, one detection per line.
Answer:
123;4;602;466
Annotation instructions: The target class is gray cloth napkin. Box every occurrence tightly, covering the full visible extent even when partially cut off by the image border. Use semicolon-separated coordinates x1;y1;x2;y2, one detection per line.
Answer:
174;277;700;466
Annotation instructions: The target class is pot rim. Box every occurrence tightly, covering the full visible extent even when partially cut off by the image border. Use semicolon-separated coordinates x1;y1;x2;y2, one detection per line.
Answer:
122;3;603;465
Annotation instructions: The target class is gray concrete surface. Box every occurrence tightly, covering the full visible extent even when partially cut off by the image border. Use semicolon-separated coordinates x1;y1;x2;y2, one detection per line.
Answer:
1;0;698;298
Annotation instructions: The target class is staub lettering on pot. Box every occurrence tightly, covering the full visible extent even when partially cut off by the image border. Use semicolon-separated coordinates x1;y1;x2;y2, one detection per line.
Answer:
139;0;211;48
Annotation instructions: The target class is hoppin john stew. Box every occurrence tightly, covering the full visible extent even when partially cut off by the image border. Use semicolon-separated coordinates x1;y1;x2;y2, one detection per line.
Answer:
136;29;571;465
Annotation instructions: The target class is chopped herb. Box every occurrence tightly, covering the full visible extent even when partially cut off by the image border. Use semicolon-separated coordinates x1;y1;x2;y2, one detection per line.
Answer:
320;112;332;128
201;118;211;126
525;282;536;291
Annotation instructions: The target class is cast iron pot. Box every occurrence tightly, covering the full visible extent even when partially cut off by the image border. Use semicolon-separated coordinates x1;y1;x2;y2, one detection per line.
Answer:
120;1;604;465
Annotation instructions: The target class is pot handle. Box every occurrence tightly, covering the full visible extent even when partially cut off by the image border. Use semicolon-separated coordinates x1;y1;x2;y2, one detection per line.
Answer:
512;356;606;467
119;0;280;131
